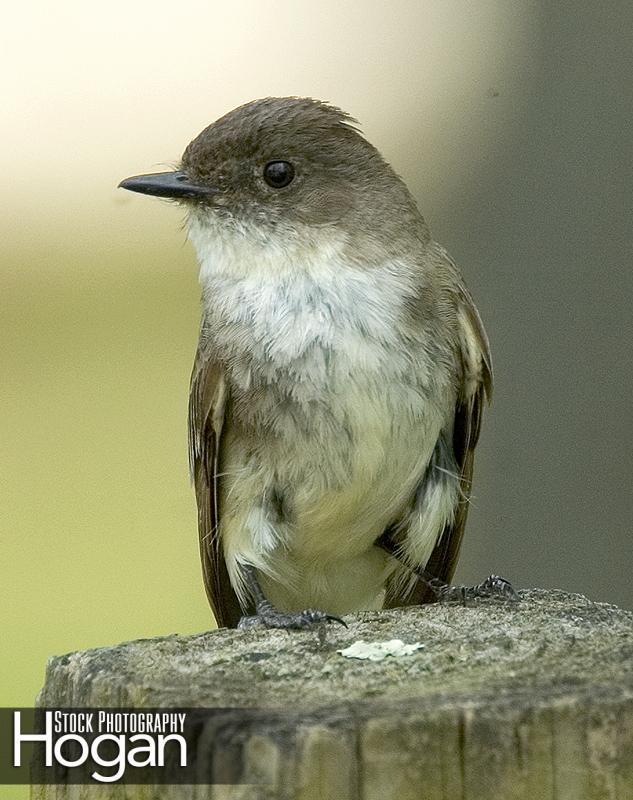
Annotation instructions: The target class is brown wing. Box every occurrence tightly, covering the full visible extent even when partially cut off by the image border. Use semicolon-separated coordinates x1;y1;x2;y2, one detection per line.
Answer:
188;339;242;628
384;275;493;606
419;282;492;602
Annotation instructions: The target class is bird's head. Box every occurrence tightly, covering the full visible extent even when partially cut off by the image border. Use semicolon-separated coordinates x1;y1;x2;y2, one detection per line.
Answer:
119;97;427;270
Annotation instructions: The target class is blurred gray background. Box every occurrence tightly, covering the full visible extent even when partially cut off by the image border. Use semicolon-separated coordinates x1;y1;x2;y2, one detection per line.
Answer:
1;2;631;743
449;4;633;610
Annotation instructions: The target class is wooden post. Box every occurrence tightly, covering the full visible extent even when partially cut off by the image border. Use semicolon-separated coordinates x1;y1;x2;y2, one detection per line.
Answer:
34;590;633;799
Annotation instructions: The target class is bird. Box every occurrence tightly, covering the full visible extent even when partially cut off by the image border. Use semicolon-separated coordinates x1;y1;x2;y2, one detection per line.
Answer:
119;97;516;630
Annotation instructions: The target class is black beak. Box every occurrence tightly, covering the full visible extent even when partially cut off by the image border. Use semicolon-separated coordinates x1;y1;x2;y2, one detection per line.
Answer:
118;171;219;199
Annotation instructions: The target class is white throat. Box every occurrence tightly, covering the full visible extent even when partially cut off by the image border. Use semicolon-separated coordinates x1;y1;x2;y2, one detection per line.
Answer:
187;213;417;374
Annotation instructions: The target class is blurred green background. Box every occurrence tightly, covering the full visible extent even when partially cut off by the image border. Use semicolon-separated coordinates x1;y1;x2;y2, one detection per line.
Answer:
2;3;632;795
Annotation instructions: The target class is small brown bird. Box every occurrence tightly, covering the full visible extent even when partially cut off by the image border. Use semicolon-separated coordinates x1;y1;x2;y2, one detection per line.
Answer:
120;97;516;629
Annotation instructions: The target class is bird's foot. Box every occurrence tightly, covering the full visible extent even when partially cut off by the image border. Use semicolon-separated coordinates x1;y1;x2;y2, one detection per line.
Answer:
238;602;347;631
428;574;519;604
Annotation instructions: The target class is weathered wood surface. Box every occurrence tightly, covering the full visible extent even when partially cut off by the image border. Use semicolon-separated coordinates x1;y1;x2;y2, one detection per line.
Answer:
35;589;633;799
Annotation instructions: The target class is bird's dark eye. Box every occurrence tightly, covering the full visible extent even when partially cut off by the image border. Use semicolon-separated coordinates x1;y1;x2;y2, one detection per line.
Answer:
263;161;295;188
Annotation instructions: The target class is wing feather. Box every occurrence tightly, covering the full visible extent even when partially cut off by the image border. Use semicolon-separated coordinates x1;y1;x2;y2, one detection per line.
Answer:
188;340;242;628
384;256;493;605
419;281;492;600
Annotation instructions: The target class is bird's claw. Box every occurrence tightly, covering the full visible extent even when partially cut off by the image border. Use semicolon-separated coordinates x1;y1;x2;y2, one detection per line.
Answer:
238;607;347;631
432;574;519;604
